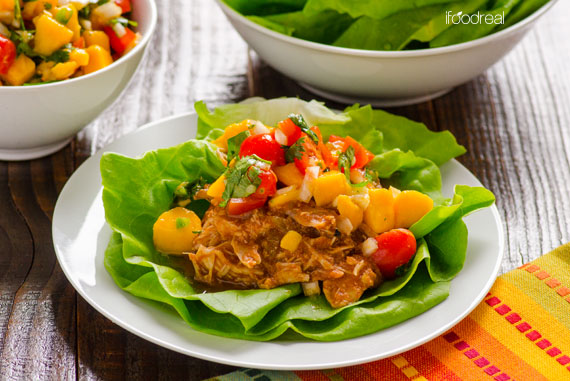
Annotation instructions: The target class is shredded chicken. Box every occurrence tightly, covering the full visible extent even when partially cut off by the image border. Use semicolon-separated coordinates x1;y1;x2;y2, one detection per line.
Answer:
189;202;381;308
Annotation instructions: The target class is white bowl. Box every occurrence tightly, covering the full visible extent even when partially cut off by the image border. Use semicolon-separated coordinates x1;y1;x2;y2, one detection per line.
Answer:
217;0;558;107
0;0;157;161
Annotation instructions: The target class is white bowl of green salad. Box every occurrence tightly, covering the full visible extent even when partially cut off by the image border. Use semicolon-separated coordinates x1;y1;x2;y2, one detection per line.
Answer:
217;0;558;107
0;0;157;161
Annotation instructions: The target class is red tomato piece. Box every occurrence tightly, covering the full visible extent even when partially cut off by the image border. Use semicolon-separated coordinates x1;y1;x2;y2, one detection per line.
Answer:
72;37;85;49
252;169;277;198
227;196;267;215
371;229;417;279
310;126;333;168
239;133;285;166
0;35;16;75
114;0;132;13
293;133;324;174
103;26;136;55
277;118;302;145
344;136;375;168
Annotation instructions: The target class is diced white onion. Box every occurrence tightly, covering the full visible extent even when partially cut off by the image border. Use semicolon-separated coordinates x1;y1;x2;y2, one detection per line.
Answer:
112;22;126;38
80;19;93;31
57;0;70;5
337;216;353;235
301;281;320;296
93;2;122;23
274;128;288;146
351;193;370;210
362;237;378;257
252;121;270;135
298;166;319;203
275;185;295;196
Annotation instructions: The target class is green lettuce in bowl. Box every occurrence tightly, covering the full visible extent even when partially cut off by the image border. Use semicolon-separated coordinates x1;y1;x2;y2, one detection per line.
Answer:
101;98;495;341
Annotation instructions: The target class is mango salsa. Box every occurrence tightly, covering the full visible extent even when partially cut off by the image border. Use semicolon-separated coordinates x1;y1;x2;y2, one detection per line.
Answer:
0;0;139;86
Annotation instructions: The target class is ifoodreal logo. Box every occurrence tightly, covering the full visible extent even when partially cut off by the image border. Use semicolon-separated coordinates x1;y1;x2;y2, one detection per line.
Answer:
446;11;505;25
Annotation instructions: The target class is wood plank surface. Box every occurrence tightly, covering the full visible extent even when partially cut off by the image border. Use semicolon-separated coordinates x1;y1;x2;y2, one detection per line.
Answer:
0;0;569;379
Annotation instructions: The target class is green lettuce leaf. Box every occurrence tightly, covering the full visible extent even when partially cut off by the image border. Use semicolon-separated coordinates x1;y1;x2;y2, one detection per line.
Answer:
102;98;495;341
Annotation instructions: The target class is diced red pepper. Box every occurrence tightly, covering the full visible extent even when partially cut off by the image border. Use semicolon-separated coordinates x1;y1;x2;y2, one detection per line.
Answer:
103;26;136;55
114;0;132;13
227;196;267;215
0;35;16;75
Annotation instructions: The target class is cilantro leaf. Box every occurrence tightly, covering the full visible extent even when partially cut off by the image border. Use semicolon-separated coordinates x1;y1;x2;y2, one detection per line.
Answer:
220;155;269;207
338;145;355;181
287;113;319;144
46;49;70;63
227;130;250;162
285;137;305;163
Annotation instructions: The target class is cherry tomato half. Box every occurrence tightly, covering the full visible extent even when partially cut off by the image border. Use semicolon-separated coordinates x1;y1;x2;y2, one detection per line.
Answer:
239;133;285;166
371;229;417;279
227;196;267;215
0;35;16;75
251;169;277;198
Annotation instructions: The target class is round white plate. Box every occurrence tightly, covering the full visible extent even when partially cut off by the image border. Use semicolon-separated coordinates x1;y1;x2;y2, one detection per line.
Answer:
52;112;504;370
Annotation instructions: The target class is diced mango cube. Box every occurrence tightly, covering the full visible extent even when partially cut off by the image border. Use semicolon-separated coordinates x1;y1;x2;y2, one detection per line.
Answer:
1;55;36;86
33;14;74;56
336;195;363;230
206;175;226;199
69;48;89;66
364;188;395;234
212;120;254;150
22;0;57;20
311;171;350;207
268;187;300;208
0;0;14;23
274;163;304;187
55;4;81;42
394;190;433;228
51;61;78;80
83;30;110;51
83;44;113;74
280;230;302;252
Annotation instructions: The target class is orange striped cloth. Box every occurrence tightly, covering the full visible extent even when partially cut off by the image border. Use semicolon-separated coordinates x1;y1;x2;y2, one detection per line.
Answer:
211;244;570;381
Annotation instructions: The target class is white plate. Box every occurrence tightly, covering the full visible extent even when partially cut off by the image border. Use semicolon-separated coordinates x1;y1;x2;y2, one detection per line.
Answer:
52;112;504;370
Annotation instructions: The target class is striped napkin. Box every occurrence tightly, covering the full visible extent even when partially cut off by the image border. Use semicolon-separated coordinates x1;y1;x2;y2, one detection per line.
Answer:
209;243;570;381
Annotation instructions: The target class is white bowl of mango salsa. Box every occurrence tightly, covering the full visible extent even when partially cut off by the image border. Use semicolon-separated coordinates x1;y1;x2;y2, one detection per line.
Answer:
0;0;156;160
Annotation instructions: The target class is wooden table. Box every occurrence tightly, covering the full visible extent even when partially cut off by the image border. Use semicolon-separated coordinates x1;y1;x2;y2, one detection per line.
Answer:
1;1;569;379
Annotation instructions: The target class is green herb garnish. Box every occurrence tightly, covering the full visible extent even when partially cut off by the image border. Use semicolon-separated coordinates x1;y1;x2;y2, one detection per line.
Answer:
227;130;251;162
46;49;70;63
287;114;319;144
285;137;305;163
338;145;355;181
220;155;270;207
